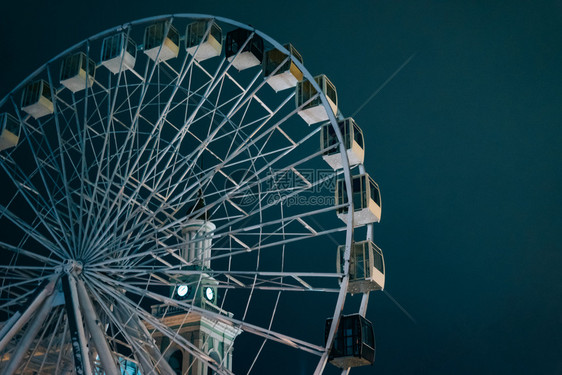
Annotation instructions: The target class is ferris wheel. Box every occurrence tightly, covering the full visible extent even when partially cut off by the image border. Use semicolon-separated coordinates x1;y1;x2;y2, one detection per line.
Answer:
0;14;385;375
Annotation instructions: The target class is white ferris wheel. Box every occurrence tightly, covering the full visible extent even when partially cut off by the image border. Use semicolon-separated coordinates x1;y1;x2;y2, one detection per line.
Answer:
0;14;385;375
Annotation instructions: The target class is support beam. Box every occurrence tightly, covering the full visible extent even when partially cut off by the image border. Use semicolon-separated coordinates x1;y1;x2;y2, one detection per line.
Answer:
0;277;57;353
3;292;56;375
113;302;176;375
359;293;370;317
75;278;120;375
61;274;93;375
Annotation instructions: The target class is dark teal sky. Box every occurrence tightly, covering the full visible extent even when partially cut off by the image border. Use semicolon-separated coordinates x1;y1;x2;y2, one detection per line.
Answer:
1;1;561;374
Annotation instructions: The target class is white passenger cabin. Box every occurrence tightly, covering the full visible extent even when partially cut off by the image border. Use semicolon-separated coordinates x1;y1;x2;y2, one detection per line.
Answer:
101;33;137;74
186;20;222;62
0;113;20;151
321;118;364;170
336;174;381;226
144;22;180;62
225;28;264;71
337;240;385;294
21;80;54;119
296;74;337;125
60;52;96;93
264;44;304;92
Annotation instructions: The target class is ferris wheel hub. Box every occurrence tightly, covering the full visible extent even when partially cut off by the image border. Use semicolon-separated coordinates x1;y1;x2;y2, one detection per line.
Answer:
59;259;84;275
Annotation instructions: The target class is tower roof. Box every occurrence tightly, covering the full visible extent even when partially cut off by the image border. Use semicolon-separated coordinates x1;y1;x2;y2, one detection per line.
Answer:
186;189;208;221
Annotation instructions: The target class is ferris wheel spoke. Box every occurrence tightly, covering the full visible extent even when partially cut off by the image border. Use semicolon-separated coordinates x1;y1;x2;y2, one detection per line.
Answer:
82;66;153;251
91;65;284;250
89;180;343;271
90;289;171;375
142;106;305;229
0;163;69;256
101;158;336;263
86;267;342;287
10;113;75;253
196;153;337;240
81;33;177;247
86;274;231;375
76;43;99;255
93;271;327;358
210;226;346;264
123;64;264;208
46;66;84;251
81;178;184;262
201;92;305;176
141;54;269;186
18;133;75;244
79;116;119;250
0;206;65;261
245;287;284;375
215;276;339;293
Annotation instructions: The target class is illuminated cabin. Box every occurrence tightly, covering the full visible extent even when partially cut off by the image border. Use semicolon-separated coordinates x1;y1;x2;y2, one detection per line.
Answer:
225;28;264;71
337;240;385;294
325;314;375;368
186;20;222;62
143;22;180;62
336;174;381;226
21;80;54;119
101;33;137;74
296;74;337;125
60;52;96;93
0;113;20;151
264;43;303;92
321;118;364;170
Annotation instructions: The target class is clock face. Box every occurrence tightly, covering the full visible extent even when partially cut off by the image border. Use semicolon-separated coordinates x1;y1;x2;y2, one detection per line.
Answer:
204;287;215;301
177;285;189;297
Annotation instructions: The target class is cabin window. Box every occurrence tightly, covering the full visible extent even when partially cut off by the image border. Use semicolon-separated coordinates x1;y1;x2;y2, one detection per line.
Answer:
41;81;51;100
126;37;136;56
264;49;286;76
325;80;337;104
369;178;380;206
226;28;262;58
186;21;206;48
322;124;338;155
373;245;384;274
21;81;42;107
102;34;121;60
353;122;363;149
211;23;221;42
4;115;20;134
354;243;366;279
61;54;80;80
352;176;365;211
145;22;179;50
81;54;95;76
361;320;374;350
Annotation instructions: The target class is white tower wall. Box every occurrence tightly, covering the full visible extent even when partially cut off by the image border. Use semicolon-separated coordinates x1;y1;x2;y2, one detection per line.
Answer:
182;220;216;269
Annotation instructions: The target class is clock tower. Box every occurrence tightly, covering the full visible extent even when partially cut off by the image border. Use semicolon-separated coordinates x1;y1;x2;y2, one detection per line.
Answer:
151;193;240;375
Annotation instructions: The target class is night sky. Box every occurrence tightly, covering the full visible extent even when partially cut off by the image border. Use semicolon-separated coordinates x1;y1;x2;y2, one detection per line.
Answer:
1;1;561;374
